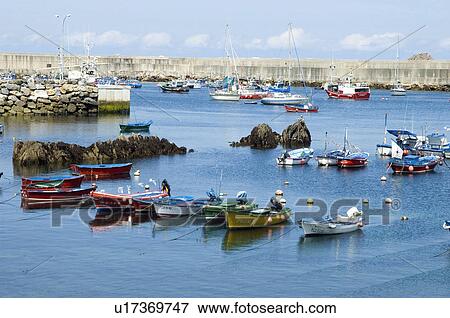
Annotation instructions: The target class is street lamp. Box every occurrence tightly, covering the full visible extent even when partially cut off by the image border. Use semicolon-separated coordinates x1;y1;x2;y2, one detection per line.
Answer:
55;13;71;80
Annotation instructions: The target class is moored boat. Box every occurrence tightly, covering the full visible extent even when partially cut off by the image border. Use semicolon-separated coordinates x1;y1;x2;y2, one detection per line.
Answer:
416;132;450;159
324;77;370;100
119;121;153;133
277;148;314;166
210;90;240;101
376;114;392;156
300;207;364;236
389;140;440;174
159;80;189;93
92;190;168;211
153;196;208;218
202;191;256;224
284;103;319;113
21;185;96;202
316;150;347;166
21;175;84;189
226;207;291;229
261;93;309;105
443;221;450;231
70;163;132;177
337;152;369;168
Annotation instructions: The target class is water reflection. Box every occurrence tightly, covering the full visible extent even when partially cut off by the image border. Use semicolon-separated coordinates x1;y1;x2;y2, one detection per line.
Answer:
89;209;151;231
222;224;290;251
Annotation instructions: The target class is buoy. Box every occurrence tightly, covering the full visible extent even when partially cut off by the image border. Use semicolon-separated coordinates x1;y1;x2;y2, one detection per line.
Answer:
425;165;429;170
267;216;273;223
408;166;414;172
307;198;314;205
401;216;409;221
380;176;387;181
144;184;150;190
385;198;393;204
134;169;141;176
362;199;369;204
284;180;289;185
403;150;409;155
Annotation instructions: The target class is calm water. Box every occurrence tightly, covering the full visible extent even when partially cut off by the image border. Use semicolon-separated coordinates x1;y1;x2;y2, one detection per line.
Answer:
0;84;449;297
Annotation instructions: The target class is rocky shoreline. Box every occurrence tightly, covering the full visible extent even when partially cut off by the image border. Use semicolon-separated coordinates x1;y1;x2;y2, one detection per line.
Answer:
230;119;311;149
0;80;98;116
13;134;190;167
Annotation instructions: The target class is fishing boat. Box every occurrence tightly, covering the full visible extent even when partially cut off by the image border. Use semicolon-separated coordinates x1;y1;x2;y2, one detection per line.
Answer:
202;191;256;224
300;207;364;236
226;206;291;229
443;221;450;231
210;89;240;101
284;103;319;113
92;190;168;211
325;76;370;100
416;132;450;159
261;93;309;105
387;129;418;152
336;129;369;168
159;80;189;93
276;148;314;166
239;88;268;100
185;79;202;89
337;152;369;168
21;185;96;202
70;163;132;177
267;80;290;93
21;175;84;189
376;114;392;156
389;140;440;174
118;79;142;88
316;150;347;166
119;120;153;133
153;196;208;217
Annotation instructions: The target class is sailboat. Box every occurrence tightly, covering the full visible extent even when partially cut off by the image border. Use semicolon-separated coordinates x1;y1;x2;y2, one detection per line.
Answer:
376;113;392;156
391;34;406;96
210;25;240;101
316;132;348;166
261;23;309;106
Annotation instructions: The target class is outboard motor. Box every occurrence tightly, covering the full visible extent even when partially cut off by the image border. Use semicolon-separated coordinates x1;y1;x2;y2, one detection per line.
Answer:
206;189;217;201
236;191;248;204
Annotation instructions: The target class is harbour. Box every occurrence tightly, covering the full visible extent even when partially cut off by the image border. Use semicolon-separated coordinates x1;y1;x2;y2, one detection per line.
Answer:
1;84;449;297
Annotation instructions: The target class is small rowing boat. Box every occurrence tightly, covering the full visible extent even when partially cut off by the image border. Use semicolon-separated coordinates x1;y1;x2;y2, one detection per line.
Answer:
284;103;319;113
21;185;96;202
300;207;364;236
119;121;153;133
70;163;132;177
92;190;168;211
443;221;450;231
21;175;84;189
337;152;369;168
226;207;291;229
202;191;256;225
153;196;206;218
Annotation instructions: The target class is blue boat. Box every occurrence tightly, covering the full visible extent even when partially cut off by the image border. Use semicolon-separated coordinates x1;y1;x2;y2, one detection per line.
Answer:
120;120;153;132
267;81;291;93
389;141;440;174
416;132;450;159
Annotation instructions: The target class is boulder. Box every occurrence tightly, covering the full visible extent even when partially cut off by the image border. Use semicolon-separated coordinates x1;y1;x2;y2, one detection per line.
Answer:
1;88;8;95
15;100;26;108
13;134;189;166
280;118;311;148
34;90;48;99
8;95;18;102
83;97;98;106
20;87;31;96
35;83;45;90
5;83;20;91
67;104;77;113
230;123;280;149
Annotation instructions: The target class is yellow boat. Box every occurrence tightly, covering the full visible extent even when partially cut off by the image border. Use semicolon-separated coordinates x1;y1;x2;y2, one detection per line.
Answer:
225;208;291;229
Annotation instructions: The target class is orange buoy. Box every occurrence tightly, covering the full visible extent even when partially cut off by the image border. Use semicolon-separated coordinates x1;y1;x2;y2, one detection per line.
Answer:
408;166;414;172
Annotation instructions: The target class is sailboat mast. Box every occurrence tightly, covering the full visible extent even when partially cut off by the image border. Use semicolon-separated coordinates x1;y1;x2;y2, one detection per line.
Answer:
288;23;292;87
395;34;399;83
383;113;388;144
343;128;348;152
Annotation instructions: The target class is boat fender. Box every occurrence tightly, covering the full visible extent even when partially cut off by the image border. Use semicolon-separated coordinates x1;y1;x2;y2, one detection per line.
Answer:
144;185;150;190
408;166;414;172
380;176;387;182
425;165;429;170
134;170;141;176
267;216;273;224
362;199;369;204
357;222;364;227
385;198;393;204
401;216;409;221
328;223;337;229
306;198;314;205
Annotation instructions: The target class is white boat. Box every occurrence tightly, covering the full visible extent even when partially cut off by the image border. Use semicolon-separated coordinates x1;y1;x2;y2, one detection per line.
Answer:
210;89;240;101
390;35;406;96
277;148;314;166
300;207;363;236
261;92;309;105
186;79;202;89
376;114;393;156
443;221;450;231
153;196;203;217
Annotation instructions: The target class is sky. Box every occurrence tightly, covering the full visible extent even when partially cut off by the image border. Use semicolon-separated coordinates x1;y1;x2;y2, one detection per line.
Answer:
0;0;449;60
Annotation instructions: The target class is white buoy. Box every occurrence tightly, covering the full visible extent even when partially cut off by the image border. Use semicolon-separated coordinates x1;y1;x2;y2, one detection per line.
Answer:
362;199;369;204
144;184;150;190
401;216;409;221
307;198;314;205
134;170;141;176
284;180;289;185
380;176;387;182
385;198;393;204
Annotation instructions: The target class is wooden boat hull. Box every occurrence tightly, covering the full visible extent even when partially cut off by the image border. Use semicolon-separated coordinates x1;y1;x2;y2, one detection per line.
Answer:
202;202;258;225
160;86;189;93
301;220;363;236
284;105;318;113
225;209;291;229
391;89;406;96
119;124;151;133
326;90;370;100
210;94;240;101
337;158;368;168
390;161;438;174
276;156;311;166
261;97;308;105
316;156;338;166
21;175;84;189
21;186;96;201
70;163;132;177
92;191;167;211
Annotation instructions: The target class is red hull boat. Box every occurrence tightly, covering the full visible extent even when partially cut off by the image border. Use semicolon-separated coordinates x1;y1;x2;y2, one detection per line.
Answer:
285;105;319;113
337;158;368;168
92;191;168;211
21;175;84;189
22;186;96;201
70;163;132;177
326;90;370;100
390;162;438;174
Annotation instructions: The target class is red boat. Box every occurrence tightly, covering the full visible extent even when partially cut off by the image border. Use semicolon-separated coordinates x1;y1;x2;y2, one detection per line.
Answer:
239;91;269;100
285;104;319;113
70;163;132;177
337;153;369;168
21;175;84;189
324;81;370;100
22;186;96;201
92;190;168;211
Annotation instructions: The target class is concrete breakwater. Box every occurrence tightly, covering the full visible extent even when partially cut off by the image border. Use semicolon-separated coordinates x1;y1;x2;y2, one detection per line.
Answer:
1;53;450;87
0;80;98;116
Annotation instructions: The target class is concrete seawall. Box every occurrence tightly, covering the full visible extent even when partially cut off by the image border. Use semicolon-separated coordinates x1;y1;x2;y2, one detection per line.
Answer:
1;52;449;85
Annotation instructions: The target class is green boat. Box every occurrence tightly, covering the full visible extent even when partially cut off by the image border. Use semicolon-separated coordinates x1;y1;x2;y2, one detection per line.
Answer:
202;198;258;226
119;120;153;133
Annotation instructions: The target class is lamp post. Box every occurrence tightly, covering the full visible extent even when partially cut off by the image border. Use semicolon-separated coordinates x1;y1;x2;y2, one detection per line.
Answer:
55;13;71;80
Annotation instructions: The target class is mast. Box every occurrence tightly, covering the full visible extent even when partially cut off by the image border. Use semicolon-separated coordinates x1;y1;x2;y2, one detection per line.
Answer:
324;132;328;152
288;23;292;87
383;113;388;144
395;33;400;84
343;128;348;153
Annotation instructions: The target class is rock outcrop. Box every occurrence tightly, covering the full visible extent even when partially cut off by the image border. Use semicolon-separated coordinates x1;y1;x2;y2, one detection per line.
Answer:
230;119;311;149
408;53;433;61
0;79;98;116
13;134;189;166
280;118;311;148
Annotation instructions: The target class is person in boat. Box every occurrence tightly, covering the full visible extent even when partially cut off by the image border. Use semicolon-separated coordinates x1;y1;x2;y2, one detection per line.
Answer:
269;190;284;211
282;151;290;160
161;179;171;196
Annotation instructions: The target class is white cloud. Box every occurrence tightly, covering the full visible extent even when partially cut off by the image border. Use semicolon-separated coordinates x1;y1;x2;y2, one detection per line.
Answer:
266;27;306;49
67;32;96;47
244;38;264;49
142;32;171;47
340;32;400;51
439;38;450;49
184;34;209;48
96;30;135;46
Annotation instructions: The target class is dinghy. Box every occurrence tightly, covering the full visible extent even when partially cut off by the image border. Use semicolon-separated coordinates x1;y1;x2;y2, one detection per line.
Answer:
92;190;168;211
277;148;314;166
301;207;364;236
21;175;84;189
202;191;257;224
443;221;450;231
70;163;132;177
119;121;153;133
